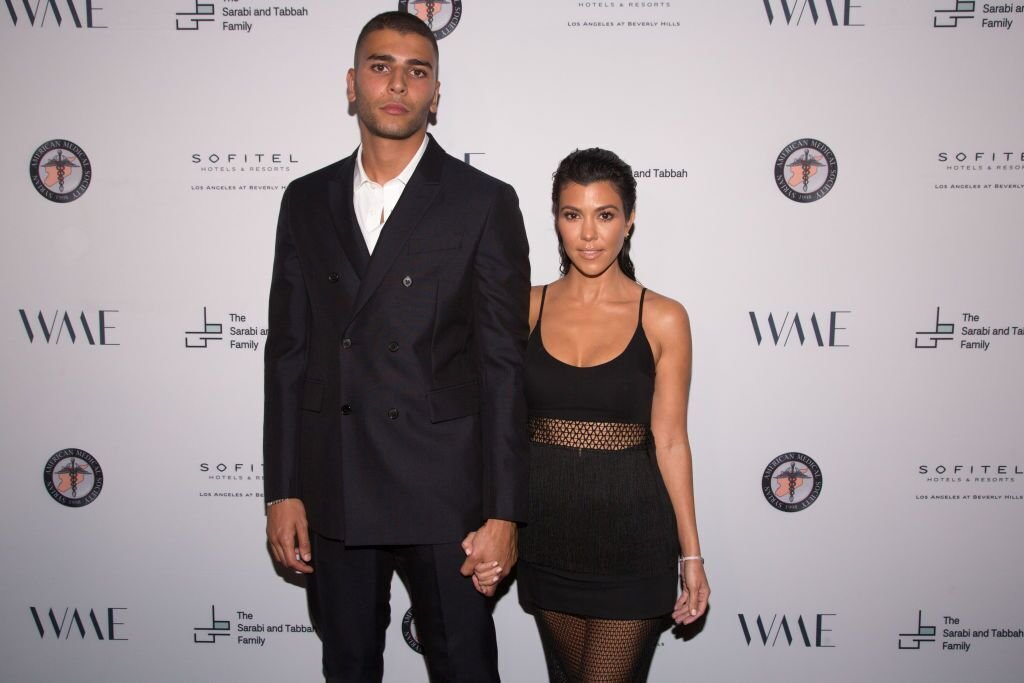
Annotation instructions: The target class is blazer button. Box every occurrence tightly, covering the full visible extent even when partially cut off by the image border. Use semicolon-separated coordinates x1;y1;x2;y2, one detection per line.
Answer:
387;408;400;420
342;338;352;349
387;341;399;352
328;272;340;283
341;404;353;415
402;275;413;288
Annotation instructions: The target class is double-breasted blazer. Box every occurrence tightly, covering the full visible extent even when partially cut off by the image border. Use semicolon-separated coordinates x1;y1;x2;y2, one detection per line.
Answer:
263;136;530;545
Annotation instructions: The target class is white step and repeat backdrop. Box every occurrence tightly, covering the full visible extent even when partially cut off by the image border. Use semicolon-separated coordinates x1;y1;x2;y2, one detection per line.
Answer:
2;1;1023;681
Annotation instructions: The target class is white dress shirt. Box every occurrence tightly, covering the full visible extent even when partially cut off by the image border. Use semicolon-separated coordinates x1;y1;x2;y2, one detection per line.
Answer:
352;135;429;254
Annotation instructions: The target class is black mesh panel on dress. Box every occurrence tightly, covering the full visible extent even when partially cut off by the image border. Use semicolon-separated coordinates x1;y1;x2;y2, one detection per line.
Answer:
528;417;650;451
535;609;664;683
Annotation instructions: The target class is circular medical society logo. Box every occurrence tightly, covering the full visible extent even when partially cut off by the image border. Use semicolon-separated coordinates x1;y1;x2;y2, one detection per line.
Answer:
30;139;92;203
762;452;822;512
774;138;837;203
44;448;103;507
399;0;462;39
402;607;424;654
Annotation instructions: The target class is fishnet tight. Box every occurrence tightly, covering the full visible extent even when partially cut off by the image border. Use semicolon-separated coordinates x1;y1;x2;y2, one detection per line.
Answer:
535;609;664;683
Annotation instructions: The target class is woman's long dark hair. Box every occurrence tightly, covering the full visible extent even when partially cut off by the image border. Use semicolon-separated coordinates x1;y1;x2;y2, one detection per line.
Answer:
552;148;638;281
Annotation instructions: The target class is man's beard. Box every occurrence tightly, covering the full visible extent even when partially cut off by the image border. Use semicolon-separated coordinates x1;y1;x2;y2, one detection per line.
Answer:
355;98;429;141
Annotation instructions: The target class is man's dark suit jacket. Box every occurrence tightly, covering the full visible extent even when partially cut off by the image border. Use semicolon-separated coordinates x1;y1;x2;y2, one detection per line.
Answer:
263;136;530;546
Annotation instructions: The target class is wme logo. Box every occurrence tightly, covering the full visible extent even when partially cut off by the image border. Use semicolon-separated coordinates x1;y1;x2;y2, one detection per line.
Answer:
762;0;864;25
30;607;127;640
750;311;850;347
739;613;837;647
19;309;119;345
4;0;107;27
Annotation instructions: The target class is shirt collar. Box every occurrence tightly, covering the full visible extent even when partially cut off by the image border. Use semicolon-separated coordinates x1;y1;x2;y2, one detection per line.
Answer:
354;134;430;189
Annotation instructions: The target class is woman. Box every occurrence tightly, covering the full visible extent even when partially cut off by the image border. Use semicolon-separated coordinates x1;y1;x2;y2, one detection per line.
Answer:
475;148;710;682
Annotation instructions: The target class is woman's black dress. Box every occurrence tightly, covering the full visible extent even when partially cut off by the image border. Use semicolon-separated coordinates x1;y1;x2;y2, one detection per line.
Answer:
517;287;680;619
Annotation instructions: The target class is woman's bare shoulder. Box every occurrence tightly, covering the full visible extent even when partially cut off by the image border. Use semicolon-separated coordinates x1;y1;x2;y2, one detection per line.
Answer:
642;289;691;353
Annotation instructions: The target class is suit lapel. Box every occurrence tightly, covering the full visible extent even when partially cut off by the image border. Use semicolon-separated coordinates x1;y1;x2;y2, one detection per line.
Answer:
350;136;444;320
327;153;371;279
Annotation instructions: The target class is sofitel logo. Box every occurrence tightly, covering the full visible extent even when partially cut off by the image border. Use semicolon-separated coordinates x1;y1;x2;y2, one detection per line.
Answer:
938;151;1024;167
198;461;263;500
738;613;837;647
191;153;298;170
4;0;107;28
189;152;298;192
762;0;864;26
399;0;462;39
750;311;850;347
30;607;127;640
19;309;118;345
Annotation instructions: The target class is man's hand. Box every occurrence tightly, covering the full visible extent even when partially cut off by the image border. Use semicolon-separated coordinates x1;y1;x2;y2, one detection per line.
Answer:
460;519;517;596
266;498;313;574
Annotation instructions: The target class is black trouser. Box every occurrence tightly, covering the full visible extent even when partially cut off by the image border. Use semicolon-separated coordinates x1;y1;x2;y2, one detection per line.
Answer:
308;533;499;682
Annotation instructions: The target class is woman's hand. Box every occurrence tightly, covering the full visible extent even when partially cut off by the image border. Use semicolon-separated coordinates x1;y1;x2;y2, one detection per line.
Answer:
673;559;709;625
471;560;504;592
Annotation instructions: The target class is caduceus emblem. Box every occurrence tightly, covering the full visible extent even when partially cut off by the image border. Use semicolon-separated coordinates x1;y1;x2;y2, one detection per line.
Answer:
54;458;92;497
774;461;811;502
408;0;450;29
786;149;826;193
41;150;81;193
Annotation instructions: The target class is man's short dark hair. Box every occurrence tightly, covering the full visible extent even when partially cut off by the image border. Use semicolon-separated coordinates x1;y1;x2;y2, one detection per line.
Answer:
354;11;439;67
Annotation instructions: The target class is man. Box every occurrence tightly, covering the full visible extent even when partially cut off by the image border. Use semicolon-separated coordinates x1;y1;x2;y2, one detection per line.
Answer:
262;11;529;682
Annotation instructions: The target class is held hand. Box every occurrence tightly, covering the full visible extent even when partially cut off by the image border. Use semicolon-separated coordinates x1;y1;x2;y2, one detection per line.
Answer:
673;559;709;625
472;561;503;593
460;532;502;594
460;530;477;558
459;519;517;596
266;499;313;574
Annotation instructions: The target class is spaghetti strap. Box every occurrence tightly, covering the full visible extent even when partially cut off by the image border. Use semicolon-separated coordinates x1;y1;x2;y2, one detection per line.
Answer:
637;288;647;328
537;285;549;322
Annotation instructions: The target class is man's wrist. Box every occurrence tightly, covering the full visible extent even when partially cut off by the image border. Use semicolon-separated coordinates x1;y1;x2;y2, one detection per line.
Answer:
483;518;516;528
